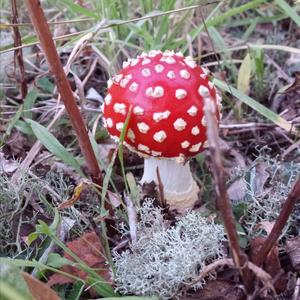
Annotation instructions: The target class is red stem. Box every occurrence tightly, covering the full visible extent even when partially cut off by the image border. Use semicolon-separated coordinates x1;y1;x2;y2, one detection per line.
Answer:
203;97;252;293
24;0;102;186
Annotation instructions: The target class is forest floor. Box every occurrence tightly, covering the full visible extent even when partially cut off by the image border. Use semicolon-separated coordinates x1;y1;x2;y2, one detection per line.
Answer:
0;1;300;300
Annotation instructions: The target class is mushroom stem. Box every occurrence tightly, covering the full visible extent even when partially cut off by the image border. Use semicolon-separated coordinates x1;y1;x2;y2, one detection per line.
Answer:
141;157;200;212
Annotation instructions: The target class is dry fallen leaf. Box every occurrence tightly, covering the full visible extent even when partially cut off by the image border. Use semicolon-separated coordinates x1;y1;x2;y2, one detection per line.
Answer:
58;181;86;209
23;272;60;300
48;231;112;289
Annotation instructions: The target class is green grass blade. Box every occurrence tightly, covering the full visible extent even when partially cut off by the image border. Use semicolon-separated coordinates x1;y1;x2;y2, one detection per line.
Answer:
127;23;154;49
23;90;38;119
26;119;83;175
60;0;98;19
89;132;119;194
3;104;23;138
183;2;222;53
237;53;251;94
214;79;296;134
117;107;133;195
275;0;300;27
210;0;266;26
184;0;265;53
0;281;31;300
154;0;176;45
0;257;81;283
15;120;34;135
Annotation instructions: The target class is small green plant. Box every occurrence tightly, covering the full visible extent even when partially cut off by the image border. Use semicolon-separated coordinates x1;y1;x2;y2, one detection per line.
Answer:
113;200;225;299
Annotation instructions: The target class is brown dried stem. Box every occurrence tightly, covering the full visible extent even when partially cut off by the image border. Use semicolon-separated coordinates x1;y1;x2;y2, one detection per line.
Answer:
254;177;300;266
193;258;275;293
203;97;252;292
11;0;27;99
24;0;102;186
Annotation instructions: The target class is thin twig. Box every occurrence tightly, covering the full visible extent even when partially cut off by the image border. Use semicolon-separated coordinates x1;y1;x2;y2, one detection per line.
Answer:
192;258;274;293
124;195;137;243
24;0;102;187
203;97;252;292
220;122;276;129
254;178;300;267
11;0;27;99
0;17;92;28
0;30;88;55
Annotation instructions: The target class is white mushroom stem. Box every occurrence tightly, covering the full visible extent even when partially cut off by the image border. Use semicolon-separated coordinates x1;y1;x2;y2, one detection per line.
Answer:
140;157;200;212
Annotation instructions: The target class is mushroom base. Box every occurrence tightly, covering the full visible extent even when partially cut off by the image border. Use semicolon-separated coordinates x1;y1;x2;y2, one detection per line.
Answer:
140;157;200;212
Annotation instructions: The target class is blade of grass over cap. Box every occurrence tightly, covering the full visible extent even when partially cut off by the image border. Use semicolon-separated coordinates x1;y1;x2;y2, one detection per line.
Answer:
118;106;133;195
214;79;296;134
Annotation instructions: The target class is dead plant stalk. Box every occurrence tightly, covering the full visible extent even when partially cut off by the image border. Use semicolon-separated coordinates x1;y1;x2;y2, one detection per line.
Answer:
11;0;27;99
24;0;102;186
203;97;252;293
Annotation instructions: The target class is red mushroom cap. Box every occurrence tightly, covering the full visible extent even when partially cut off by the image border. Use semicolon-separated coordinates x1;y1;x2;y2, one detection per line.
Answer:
102;50;221;162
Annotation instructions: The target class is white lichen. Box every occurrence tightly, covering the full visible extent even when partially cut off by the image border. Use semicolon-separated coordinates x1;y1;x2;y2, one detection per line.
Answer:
113;201;225;299
229;151;300;238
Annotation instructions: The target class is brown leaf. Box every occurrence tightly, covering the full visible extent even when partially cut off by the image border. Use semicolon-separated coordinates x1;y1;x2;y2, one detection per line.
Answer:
23;272;60;300
48;232;112;288
58;181;86;209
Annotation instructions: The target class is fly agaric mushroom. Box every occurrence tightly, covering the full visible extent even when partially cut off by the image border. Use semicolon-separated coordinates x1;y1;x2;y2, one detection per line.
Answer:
102;50;222;212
